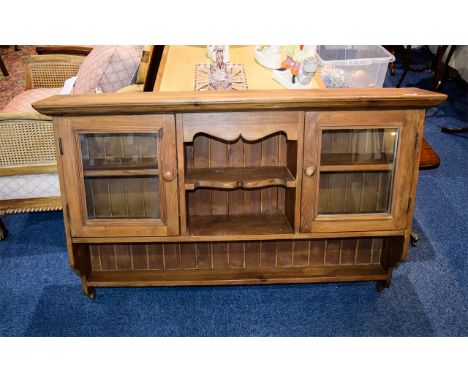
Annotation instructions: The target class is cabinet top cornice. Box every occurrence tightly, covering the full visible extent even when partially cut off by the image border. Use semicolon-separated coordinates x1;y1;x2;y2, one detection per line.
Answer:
33;88;446;116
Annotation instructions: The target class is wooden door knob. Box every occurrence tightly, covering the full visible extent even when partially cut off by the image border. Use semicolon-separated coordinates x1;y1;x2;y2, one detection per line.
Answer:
163;170;175;182
304;166;315;177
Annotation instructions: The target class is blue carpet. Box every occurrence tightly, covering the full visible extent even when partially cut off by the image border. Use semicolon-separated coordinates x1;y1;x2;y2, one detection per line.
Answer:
1;47;467;336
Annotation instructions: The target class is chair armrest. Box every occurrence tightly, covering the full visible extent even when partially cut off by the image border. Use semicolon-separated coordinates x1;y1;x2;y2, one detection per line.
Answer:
35;45;94;56
23;54;85;89
115;84;145;93
0;114;55;169
0;111;52;122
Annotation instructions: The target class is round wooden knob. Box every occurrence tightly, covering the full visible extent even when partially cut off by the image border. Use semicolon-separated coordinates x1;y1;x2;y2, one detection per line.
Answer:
304;166;315;177
163;170;175;182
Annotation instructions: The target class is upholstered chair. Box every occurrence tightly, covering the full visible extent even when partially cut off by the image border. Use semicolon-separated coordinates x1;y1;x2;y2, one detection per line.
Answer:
0;46;151;239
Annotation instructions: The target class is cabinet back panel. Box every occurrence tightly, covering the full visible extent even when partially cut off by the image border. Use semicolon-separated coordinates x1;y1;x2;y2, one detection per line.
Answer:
89;238;385;272
81;133;158;168
318;171;392;214
84;176;161;219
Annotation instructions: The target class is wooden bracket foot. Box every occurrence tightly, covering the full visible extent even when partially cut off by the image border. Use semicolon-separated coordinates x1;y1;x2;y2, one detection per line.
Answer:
81;275;96;299
377;268;394;292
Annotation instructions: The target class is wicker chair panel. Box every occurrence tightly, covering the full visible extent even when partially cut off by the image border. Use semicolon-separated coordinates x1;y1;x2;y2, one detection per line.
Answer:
29;62;81;88
0;120;56;167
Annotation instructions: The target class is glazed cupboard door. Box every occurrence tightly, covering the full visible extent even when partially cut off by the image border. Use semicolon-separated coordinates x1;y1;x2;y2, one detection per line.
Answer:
301;111;422;233
59;115;179;237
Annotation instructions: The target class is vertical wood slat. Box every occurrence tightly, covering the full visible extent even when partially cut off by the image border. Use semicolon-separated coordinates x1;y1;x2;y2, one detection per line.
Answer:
261;135;279;214
293;240;309;267
356;238;373;264
193;135;211;216
245;242;261;268
277;135;288;213
196;243;212;269
99;244;116;270
212;242;229;269
260;241;277;268
371;238;383;264
324;239;341;265
210;138;228;215
243;140;262;214
89;244;101;271
179;243;197;269
276;240;293;267
115;244;132;270
227;139;244;215
340;239;357;265
309;240;326;265
148;243;164;269
164;243;181;270
228;242;244;268
131;244;149;270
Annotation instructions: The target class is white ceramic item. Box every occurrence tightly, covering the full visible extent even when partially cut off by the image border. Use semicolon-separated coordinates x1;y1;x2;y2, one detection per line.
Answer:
254;45;282;69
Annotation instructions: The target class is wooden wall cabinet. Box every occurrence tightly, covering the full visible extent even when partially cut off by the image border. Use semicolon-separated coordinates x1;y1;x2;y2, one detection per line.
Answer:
33;89;446;298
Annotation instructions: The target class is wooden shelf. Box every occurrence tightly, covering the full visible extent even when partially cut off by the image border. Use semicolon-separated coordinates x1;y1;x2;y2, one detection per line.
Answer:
185;166;295;190
84;168;159;177
321;153;394;166
188;213;293;236
320;163;393;172
87;265;387;287
83;157;158;171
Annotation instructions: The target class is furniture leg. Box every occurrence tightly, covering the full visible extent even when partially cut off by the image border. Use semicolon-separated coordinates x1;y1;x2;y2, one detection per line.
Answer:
0;55;8;77
377;268;393;292
431;45;449;90
410;231;420;246
396;45;412;88
81;275;96;299
0;217;7;240
441;126;468;134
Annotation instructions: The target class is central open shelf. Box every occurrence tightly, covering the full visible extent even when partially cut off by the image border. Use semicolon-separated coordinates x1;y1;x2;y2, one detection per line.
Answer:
188;213;293;236
185;166;295;190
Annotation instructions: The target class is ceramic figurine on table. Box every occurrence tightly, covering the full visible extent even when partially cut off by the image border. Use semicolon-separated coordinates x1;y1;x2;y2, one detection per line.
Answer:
196;46;248;91
208;46;231;90
207;45;230;64
254;45;282;69
272;45;318;89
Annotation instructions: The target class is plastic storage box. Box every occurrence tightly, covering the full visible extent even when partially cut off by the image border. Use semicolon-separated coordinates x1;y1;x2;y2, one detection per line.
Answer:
316;45;395;88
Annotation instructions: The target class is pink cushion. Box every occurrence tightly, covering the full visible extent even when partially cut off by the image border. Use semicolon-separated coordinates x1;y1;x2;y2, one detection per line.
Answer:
1;88;62;113
73;45;143;94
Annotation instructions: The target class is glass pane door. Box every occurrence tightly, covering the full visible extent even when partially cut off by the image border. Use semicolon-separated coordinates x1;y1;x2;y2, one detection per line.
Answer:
318;128;398;215
80;132;160;220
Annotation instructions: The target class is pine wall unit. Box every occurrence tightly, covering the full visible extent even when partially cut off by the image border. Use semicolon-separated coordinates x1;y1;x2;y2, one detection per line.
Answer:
33;88;446;298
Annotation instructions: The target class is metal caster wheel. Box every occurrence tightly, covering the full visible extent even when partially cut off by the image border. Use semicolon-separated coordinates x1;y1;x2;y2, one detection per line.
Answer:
410;231;420;246
84;287;96;300
87;288;96;300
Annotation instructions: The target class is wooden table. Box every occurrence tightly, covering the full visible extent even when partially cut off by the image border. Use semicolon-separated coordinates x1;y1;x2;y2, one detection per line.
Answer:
155;45;442;171
154;45;324;92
